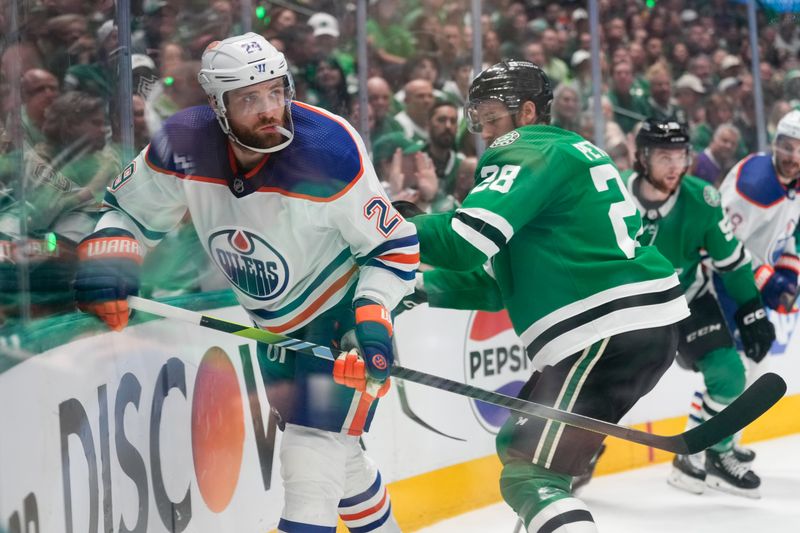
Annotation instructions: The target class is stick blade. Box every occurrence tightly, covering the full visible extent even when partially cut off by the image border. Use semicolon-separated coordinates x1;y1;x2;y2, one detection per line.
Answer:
681;372;787;455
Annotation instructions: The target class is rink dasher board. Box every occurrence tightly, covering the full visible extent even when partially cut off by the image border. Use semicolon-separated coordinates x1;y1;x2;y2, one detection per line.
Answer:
0;304;798;531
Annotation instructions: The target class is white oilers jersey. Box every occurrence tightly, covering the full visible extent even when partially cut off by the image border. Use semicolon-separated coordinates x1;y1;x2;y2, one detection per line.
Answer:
719;153;800;268
97;102;419;333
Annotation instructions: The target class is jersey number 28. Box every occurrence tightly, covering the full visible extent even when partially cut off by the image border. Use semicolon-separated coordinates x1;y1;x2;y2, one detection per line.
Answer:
590;164;641;259
473;165;520;194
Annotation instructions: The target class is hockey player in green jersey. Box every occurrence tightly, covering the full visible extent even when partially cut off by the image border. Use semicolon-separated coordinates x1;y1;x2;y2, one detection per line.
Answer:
623;119;775;498
408;61;690;533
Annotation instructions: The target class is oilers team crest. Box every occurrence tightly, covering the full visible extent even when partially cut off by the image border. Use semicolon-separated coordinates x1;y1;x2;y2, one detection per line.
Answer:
208;228;289;300
464;310;531;434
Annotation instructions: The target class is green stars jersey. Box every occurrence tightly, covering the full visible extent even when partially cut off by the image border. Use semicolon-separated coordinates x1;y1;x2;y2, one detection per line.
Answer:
622;171;759;306
412;125;689;368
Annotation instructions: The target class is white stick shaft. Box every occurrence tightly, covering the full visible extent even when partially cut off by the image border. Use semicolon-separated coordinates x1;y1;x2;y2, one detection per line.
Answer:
128;296;203;325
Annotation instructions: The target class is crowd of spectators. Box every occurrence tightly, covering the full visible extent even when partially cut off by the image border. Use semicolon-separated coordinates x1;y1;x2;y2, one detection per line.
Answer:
1;0;799;323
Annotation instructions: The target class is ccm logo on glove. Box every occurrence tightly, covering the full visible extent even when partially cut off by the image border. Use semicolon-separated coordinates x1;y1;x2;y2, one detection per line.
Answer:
741;308;767;325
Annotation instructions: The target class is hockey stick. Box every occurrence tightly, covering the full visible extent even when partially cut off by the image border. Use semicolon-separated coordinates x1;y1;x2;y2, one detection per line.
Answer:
779;289;800;312
392;338;466;441
128;296;787;455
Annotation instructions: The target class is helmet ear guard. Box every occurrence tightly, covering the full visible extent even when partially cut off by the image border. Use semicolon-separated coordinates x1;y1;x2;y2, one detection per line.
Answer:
198;32;295;153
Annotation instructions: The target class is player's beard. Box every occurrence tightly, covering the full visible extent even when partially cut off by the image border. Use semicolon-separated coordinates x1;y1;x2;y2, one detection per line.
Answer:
231;114;287;150
648;172;683;195
777;157;800;184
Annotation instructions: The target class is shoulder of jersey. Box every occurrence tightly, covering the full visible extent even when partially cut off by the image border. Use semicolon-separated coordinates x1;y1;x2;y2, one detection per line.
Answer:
484;126;560;163
681;174;722;210
731;153;783;207
145;105;220;172
619;168;635;185
282;101;365;195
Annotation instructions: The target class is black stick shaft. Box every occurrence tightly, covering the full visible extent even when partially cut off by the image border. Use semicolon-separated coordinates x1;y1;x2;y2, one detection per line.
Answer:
128;296;786;454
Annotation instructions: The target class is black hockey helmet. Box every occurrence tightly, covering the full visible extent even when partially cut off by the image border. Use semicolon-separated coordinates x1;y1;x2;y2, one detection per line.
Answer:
465;60;553;132
635;118;690;150
634;118;691;180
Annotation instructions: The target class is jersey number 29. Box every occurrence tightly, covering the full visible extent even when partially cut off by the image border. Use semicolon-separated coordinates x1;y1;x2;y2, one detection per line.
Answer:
590;164;641;259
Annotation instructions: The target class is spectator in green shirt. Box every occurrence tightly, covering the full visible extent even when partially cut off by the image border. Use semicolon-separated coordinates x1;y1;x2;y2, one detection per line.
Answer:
367;76;404;144
20;68;60;148
607;60;650;133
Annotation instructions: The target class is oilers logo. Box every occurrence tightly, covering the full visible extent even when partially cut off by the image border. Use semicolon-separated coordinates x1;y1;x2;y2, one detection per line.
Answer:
209;228;289;300
464;310;531;434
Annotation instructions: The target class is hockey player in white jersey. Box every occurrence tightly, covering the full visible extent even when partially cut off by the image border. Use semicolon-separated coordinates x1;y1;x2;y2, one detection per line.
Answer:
73;33;417;533
714;109;800;466
719;110;800;314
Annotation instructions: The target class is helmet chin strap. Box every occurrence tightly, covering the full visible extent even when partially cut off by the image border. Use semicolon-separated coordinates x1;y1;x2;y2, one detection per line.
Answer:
229;125;294;154
773;153;800;188
216;114;294;154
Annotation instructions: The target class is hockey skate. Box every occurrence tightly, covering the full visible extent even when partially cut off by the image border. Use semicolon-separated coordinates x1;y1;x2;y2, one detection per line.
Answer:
733;444;756;463
705;449;761;498
667;453;706;494
571;444;606;494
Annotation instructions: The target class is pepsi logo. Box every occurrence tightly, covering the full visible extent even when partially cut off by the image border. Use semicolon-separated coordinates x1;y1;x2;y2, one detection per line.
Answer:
464;310;531;434
208;228;289;300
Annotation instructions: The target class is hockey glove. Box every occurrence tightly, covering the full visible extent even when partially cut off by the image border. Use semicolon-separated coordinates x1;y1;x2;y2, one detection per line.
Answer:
391;200;424;219
74;228;143;331
333;350;391;397
333;299;394;395
775;253;800;311
775;253;800;285
754;264;797;312
394;272;427;317
734;297;775;363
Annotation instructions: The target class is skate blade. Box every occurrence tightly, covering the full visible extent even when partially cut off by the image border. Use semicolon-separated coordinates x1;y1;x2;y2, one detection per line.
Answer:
667;468;706;495
705;476;761;499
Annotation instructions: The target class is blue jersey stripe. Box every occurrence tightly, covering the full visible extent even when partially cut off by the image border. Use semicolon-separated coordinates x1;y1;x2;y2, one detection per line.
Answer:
247;248;353;320
364;259;416;281
339;472;382;508
346;504;392;533
103;192;168;241
360;235;419;263
276;518;336;532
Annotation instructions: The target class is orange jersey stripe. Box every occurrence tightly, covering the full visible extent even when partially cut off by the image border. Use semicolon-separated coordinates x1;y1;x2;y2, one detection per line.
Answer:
340;489;388;520
377;252;420;265
269;264;359;334
346;393;374;437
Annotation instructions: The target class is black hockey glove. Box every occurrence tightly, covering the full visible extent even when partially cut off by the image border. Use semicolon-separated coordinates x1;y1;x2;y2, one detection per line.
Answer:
735;297;776;363
392;200;424;219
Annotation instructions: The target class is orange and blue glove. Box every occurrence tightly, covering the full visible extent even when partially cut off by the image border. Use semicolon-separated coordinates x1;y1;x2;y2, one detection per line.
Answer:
74;228;143;331
333;298;393;397
755;259;798;312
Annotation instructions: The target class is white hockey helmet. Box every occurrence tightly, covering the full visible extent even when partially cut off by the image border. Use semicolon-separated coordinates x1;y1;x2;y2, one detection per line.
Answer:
198;32;295;153
775;109;800;141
